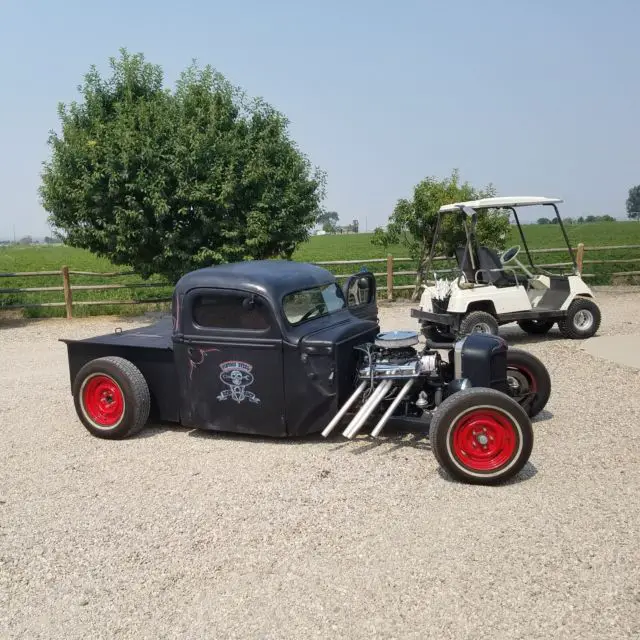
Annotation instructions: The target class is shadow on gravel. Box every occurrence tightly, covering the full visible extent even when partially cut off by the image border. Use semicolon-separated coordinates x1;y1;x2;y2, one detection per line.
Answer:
137;418;432;449
437;460;539;486
532;409;554;423
137;420;538;484
139;410;550;447
498;328;567;346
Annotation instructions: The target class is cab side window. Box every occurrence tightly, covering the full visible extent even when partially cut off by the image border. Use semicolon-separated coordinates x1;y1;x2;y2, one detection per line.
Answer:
192;291;272;331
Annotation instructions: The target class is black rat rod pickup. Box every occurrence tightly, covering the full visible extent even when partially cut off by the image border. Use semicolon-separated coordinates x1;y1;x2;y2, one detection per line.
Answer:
61;260;550;484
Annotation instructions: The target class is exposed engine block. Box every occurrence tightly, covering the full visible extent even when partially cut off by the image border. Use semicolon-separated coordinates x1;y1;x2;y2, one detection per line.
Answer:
322;329;510;443
321;330;444;441
358;330;440;380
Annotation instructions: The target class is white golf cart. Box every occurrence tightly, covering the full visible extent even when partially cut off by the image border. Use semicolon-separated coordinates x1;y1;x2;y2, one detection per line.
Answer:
411;196;602;340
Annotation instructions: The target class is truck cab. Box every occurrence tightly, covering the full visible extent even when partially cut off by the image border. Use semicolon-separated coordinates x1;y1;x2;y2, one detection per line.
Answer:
61;261;379;440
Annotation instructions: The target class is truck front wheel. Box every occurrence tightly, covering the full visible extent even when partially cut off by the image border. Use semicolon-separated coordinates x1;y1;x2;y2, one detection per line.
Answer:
73;356;150;439
506;348;551;418
429;387;533;485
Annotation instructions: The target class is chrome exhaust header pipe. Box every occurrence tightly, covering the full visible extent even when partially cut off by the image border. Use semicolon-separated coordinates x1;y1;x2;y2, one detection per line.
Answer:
321;381;368;438
370;379;415;438
342;379;393;440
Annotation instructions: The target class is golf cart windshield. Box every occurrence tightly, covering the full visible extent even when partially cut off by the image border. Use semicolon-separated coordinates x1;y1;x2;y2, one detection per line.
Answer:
425;197;578;287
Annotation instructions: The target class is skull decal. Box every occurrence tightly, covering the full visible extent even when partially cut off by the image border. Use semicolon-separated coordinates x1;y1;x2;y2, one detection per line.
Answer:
216;361;261;404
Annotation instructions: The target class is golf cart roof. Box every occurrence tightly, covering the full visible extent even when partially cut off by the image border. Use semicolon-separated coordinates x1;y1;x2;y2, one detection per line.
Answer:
439;196;563;214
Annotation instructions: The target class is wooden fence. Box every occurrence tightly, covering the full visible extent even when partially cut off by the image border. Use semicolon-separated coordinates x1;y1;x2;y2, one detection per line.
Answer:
0;268;173;318
2;243;640;317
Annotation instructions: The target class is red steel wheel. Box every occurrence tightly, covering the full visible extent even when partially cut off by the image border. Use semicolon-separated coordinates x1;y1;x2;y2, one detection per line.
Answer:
450;408;518;471
430;387;534;485
72;356;150;439
81;374;125;428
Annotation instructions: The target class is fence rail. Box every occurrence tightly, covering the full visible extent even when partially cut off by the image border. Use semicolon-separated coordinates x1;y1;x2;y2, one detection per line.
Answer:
1;242;640;317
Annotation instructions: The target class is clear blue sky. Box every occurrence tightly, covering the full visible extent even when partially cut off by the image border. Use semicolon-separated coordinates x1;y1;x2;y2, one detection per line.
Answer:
1;0;639;239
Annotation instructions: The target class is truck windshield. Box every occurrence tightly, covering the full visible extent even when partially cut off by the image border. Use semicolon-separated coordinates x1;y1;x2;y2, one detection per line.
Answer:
283;283;346;325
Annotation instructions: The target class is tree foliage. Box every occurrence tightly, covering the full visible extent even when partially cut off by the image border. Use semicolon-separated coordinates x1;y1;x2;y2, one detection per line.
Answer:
583;215;616;223
626;185;640;220
371;169;509;299
316;210;339;233
40;49;326;282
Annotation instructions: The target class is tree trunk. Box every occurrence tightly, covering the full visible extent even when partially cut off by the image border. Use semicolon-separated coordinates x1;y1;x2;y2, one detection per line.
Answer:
411;251;428;301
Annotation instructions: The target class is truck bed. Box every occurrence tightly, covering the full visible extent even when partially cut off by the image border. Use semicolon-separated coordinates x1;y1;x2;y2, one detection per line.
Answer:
60;317;180;423
60;317;174;350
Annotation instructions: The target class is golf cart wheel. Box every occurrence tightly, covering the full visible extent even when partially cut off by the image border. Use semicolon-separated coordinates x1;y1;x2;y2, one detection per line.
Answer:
517;319;555;335
73;356;150;439
506;348;551;418
459;311;499;336
422;323;455;343
558;298;601;339
429;387;533;485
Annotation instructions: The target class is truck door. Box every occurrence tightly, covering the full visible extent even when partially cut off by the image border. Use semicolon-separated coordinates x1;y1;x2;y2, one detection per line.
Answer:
173;287;286;437
342;270;378;323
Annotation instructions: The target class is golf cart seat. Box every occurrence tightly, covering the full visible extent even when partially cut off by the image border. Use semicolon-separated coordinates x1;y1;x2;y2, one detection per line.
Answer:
476;245;520;288
454;245;522;288
454;246;479;283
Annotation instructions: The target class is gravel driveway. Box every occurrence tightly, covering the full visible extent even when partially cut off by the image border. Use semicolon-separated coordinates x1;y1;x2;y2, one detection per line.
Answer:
2;288;639;639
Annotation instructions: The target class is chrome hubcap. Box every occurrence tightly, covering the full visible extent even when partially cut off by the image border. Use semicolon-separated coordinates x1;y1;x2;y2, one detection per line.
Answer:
574;309;594;331
472;323;491;334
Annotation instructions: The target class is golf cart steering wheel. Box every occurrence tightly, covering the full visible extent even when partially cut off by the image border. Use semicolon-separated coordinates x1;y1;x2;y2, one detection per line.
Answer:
500;245;520;265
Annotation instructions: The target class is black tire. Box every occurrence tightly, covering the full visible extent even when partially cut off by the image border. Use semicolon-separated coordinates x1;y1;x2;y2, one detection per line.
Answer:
459;311;499;336
506;348;551;418
517;319;555;335
558;297;601;339
429;387;533;485
72;356;150;439
422;323;456;343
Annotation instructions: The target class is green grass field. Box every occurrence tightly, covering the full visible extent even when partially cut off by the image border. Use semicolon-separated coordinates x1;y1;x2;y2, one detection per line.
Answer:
2;221;640;318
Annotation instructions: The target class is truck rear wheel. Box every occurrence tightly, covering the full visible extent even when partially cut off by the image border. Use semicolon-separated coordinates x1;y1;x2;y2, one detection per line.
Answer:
429;387;533;485
73;356;150;439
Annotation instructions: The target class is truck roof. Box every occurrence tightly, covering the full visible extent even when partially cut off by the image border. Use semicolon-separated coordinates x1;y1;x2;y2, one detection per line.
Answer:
175;260;336;301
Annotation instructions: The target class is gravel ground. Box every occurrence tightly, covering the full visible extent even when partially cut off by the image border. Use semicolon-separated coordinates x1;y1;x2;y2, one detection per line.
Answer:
1;288;640;640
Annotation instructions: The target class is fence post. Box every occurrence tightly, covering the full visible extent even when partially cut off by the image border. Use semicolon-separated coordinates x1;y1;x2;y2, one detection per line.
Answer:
576;242;584;274
386;254;394;301
61;265;73;319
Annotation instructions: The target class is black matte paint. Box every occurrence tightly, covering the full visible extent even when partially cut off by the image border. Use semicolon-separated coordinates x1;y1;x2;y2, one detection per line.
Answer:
60;260;381;437
460;334;510;394
61;318;180;423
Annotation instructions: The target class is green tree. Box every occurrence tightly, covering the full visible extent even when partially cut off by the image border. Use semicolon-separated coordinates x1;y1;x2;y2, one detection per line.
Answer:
316;210;339;233
371;169;508;299
626;185;640;220
537;217;550;224
40;49;326;283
